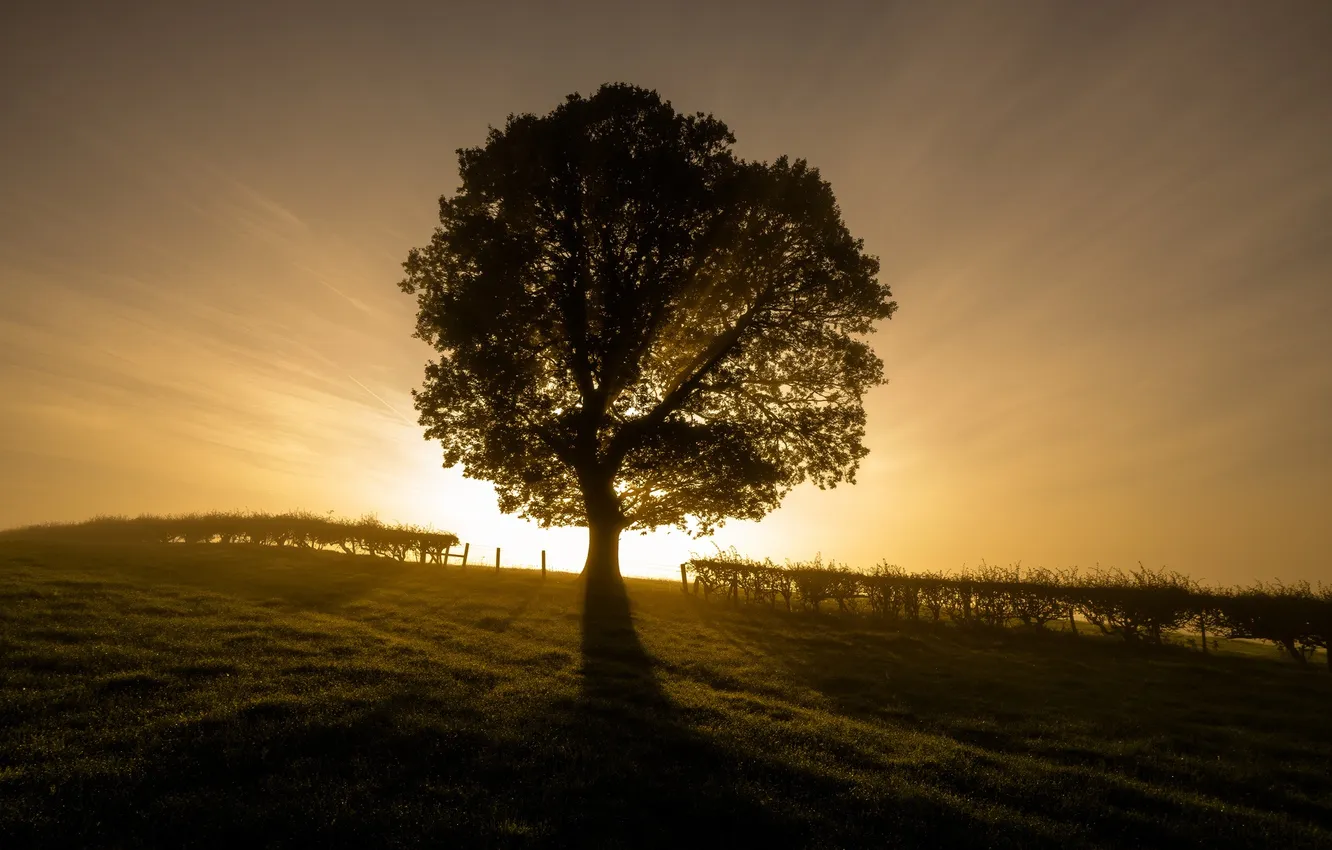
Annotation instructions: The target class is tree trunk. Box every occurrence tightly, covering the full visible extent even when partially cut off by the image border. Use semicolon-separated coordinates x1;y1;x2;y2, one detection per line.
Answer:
1280;637;1307;665
579;469;625;589
582;514;623;587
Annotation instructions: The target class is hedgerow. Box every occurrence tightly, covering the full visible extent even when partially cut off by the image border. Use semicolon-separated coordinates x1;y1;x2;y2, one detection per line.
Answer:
685;553;1332;670
1;512;460;564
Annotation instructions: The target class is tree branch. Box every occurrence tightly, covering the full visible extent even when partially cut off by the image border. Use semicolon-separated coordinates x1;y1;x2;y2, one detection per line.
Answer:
607;278;777;464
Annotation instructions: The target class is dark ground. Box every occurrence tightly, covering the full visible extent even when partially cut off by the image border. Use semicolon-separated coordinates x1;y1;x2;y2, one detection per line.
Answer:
2;538;1330;848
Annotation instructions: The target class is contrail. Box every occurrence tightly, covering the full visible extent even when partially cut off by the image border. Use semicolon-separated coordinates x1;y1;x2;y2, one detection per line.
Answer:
291;263;375;314
348;375;413;425
315;277;374;314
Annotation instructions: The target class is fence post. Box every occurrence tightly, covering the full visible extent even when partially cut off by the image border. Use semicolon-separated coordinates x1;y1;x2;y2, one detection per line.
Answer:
680;563;689;594
443;545;451;568
495;547;501;574
461;543;469;570
541;550;546;579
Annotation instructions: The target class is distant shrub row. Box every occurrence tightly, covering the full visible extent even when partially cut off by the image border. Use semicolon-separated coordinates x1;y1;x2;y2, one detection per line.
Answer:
3;512;461;564
686;553;1332;670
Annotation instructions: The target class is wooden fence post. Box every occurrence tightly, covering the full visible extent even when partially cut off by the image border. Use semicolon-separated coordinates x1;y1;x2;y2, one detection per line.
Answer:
541;550;546;579
442;544;451;568
461;543;469;570
495;547;501;573
680;563;689;594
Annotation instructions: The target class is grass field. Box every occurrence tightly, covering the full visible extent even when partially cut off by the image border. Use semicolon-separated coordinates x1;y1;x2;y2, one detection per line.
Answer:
2;538;1330;848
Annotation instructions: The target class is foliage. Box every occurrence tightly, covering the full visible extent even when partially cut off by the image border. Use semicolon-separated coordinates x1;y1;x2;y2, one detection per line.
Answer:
0;513;459;565
683;555;1332;668
399;84;896;578
1219;581;1328;666
1075;564;1197;644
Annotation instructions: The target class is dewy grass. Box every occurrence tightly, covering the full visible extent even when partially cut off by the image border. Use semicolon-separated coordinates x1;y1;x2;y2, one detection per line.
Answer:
2;537;1330;848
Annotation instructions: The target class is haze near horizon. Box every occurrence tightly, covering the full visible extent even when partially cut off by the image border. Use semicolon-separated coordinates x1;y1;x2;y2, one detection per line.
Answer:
2;1;1330;584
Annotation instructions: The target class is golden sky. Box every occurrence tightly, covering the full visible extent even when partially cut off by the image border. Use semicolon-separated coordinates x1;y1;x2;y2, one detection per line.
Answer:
2;1;1330;583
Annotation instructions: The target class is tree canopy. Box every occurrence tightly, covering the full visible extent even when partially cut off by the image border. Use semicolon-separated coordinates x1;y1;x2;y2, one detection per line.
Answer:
400;83;896;582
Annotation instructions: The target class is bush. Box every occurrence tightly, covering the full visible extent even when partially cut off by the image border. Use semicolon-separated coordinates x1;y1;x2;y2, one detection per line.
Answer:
1218;582;1328;665
1075;564;1196;645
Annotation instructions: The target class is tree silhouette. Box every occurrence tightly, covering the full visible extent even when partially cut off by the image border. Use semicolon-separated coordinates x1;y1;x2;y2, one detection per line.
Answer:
400;84;895;587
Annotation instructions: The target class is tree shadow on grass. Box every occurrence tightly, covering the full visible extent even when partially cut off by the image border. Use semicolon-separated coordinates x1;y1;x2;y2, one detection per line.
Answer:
537;578;790;845
532;581;1026;848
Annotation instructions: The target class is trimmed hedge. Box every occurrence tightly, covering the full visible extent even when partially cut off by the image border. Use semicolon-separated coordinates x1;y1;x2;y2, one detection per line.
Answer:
1;512;460;565
686;551;1332;669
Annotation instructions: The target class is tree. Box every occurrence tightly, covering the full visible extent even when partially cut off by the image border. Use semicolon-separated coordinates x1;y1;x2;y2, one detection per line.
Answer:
400;84;896;588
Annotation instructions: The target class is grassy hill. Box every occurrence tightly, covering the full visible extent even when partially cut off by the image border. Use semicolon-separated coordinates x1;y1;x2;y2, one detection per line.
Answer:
2;537;1330;848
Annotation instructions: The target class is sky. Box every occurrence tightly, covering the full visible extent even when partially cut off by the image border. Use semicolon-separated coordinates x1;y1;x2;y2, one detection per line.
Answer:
2;0;1330;584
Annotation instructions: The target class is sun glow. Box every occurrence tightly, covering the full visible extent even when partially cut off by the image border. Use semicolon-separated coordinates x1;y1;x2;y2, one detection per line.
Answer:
362;428;696;580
